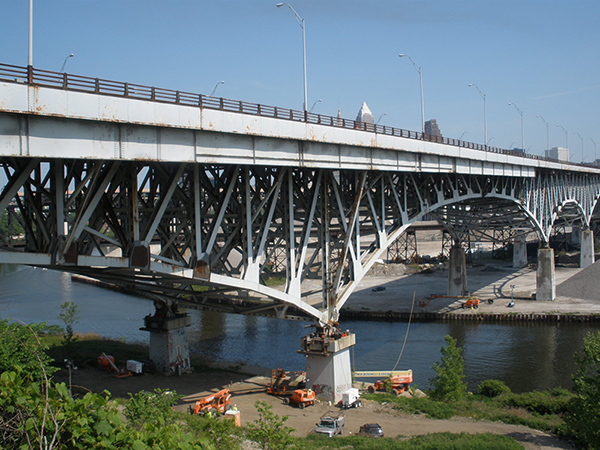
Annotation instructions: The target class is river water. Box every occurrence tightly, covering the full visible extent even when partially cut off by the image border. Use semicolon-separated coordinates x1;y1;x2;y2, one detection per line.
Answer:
1;264;597;393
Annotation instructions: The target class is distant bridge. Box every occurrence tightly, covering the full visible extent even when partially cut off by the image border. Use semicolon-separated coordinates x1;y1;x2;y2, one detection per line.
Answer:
1;63;600;325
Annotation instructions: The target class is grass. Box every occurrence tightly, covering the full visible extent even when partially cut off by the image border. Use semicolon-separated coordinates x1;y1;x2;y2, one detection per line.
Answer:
301;433;523;450
362;388;573;435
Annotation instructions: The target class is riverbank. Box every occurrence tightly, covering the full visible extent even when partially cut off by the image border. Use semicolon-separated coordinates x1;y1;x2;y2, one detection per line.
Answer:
342;259;600;321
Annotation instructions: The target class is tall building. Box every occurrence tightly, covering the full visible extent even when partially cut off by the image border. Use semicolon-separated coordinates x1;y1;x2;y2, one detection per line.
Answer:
355;102;374;124
425;119;442;137
545;147;569;162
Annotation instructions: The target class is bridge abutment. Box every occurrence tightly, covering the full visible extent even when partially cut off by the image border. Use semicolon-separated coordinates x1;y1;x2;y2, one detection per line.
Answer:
448;246;468;297
536;248;555;301
513;236;528;268
580;229;595;268
300;330;355;403
141;309;192;374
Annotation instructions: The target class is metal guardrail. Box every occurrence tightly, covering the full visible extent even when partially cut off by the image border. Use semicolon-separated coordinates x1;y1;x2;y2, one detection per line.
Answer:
0;63;593;169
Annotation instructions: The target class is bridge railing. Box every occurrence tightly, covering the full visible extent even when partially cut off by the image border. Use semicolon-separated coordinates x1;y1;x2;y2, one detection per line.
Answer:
0;63;592;169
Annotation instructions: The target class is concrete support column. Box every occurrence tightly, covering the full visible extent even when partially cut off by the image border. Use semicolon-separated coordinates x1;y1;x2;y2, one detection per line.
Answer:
513;236;528;268
304;334;355;404
536;248;555;301
580;229;595;268
448;246;468;297
142;312;192;374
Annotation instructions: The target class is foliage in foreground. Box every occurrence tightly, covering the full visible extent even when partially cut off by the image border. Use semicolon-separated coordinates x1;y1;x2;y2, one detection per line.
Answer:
246;401;295;450
0;319;58;378
0;369;212;450
302;432;523;450
564;331;600;450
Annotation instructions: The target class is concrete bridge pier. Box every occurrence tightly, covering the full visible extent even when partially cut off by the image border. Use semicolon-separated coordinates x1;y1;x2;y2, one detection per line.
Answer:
141;305;192;374
536;247;555;301
448;246;468;297
580;229;595;268
513;236;528;268
300;329;355;404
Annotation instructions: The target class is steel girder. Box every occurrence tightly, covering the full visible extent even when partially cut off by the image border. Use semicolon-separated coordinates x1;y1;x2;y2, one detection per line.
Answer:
1;158;600;324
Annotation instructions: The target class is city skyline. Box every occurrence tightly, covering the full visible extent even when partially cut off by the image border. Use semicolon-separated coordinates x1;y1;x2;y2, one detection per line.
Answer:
1;0;599;161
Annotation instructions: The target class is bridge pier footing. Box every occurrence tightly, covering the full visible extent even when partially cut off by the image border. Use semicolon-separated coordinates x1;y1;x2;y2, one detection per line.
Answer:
580;229;595;268
300;331;356;404
448;246;468;297
513;236;528;268
141;309;192;374
536;248;555;301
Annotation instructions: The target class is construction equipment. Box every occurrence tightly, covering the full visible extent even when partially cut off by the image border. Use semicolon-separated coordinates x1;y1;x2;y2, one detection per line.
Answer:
421;294;493;308
97;353;133;378
341;388;361;409
266;368;307;396
191;389;232;416
355;370;413;396
286;389;315;409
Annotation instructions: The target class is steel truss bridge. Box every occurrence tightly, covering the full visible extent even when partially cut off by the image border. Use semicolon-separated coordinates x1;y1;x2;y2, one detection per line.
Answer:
1;64;600;325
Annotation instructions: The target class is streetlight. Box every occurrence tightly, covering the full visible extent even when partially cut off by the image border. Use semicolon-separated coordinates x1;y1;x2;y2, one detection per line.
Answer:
468;84;487;146
309;98;322;113
376;113;387;124
557;124;568;150
588;138;597;164
508;103;524;152
487;136;495;145
60;53;74;73
536;115;549;156
574;132;584;162
209;81;225;97
459;131;468;140
276;3;307;113
399;54;424;135
28;0;33;68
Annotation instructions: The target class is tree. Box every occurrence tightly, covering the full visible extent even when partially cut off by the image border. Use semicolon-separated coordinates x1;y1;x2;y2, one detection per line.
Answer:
429;335;467;401
0;319;56;378
565;331;600;449
58;302;80;345
246;401;295;450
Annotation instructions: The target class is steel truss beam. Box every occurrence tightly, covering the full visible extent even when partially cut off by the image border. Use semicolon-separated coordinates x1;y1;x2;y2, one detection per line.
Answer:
1;158;600;324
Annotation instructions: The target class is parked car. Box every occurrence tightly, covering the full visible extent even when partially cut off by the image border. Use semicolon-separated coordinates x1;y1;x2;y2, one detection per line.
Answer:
358;423;384;438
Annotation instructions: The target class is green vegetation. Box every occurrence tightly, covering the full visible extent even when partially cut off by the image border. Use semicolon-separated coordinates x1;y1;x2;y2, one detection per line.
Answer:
58;301;80;346
429;335;467;401
246;401;295;450
1;321;599;449
301;432;523;450
564;331;600;449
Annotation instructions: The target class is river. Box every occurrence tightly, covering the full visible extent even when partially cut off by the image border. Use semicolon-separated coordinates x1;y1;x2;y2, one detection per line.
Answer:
1;264;597;393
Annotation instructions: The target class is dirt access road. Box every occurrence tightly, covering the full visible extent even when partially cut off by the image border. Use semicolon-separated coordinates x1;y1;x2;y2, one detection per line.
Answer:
58;367;573;450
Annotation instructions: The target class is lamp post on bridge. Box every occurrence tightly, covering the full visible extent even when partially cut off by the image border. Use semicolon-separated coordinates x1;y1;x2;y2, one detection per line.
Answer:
28;0;33;68
60;53;74;73
574;132;584;162
557;124;568;152
468;84;487;146
588;138;597;165
399;54;425;136
209;81;225;97
276;3;308;114
536;115;549;157
508;103;524;153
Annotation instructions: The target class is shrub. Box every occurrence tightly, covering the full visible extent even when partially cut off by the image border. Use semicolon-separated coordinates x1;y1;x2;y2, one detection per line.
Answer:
478;379;511;398
501;390;572;415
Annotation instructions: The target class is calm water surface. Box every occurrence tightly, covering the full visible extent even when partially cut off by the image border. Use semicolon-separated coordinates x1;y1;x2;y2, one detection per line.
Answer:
1;265;597;392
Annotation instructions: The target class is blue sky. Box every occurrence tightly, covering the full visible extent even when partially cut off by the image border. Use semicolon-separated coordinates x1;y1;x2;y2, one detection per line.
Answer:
2;0;599;161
